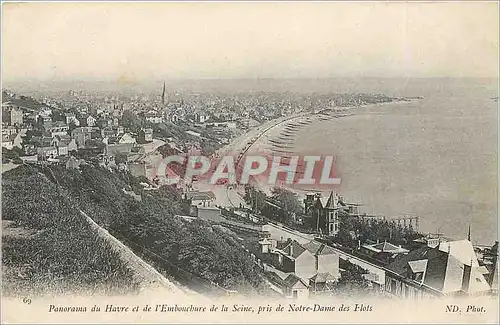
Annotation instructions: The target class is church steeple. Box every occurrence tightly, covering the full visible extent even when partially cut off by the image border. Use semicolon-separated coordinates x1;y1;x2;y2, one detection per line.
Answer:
161;81;166;105
467;225;471;241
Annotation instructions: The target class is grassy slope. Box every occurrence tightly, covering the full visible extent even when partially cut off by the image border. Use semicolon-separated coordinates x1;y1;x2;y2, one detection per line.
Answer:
4;164;270;296
1;166;140;297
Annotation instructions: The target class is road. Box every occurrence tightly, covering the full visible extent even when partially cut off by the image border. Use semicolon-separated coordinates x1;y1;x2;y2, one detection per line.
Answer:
1;163;21;174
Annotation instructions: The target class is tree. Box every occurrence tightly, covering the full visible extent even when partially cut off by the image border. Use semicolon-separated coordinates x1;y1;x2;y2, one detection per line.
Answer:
335;214;420;249
115;153;128;165
68;122;77;134
200;141;219;156
243;185;267;213
271;187;303;222
51;109;66;122
332;260;372;297
121;110;143;133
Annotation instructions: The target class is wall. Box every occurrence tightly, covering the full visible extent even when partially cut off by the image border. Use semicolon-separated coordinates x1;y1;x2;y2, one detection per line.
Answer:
281;256;295;274
317;253;341;278
291;287;310;300
295;251;316;280
197;207;222;223
385;272;439;299
442;254;465;294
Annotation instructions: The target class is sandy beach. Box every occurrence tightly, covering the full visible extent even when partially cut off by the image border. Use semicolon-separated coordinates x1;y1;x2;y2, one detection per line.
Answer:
206;101;408;205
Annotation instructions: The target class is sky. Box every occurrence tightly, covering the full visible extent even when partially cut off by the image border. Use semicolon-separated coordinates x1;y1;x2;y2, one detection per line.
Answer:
2;1;499;82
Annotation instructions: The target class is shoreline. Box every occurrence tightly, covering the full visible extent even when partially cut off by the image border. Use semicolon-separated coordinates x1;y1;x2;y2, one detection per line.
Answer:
212;99;415;199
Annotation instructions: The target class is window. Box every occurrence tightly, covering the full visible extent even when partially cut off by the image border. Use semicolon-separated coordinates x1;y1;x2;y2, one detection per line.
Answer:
329;211;335;221
391;280;397;294
293;290;298;299
414;272;424;282
329;224;334;232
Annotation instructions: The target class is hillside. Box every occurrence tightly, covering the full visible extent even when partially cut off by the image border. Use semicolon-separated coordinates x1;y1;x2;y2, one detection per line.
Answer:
1;166;140;297
2;164;272;297
2;90;47;111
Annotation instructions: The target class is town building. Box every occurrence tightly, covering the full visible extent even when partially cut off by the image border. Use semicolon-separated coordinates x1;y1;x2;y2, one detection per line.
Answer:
118;133;136;144
86;115;96;127
304;192;342;236
385;239;492;299
65;113;79;126
145;110;164;124
309;273;338;294
48;122;69;137
1;134;16;149
138;128;153;143
9;106;23;126
71;127;94;148
303;240;342;280
37;145;58;160
283;274;309;299
274;240;317;280
184;190;216;207
360;240;410;264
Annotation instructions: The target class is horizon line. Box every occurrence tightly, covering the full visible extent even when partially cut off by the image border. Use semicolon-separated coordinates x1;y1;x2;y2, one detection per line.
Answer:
3;76;499;83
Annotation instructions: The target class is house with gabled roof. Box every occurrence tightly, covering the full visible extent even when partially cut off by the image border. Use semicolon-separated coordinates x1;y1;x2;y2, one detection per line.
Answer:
274;239;316;280
304;191;345;236
301;240;342;293
118;132;136;144
184;190;216;206
385;239;491;299
303;240;341;279
283;274;309;299
309;272;338;293
65;112;79;126
361;240;410;263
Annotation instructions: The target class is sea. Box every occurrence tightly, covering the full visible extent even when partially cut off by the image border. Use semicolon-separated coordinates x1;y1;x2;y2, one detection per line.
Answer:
279;78;498;245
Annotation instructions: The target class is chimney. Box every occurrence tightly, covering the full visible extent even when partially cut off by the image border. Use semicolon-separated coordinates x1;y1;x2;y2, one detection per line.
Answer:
289;243;293;257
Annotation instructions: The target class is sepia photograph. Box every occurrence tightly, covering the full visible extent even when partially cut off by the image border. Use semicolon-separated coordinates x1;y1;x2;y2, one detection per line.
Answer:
1;1;499;323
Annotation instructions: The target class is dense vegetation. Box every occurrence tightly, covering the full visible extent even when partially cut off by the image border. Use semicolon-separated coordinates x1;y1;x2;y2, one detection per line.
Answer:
244;184;420;249
243;185;303;225
1;166;139;296
334;214;420;249
331;260;373;297
41;164;270;295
